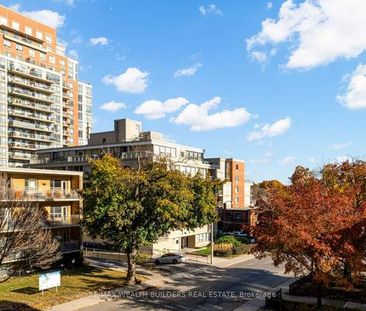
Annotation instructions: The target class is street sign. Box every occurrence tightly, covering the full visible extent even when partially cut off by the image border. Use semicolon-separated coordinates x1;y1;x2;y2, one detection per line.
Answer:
39;270;61;291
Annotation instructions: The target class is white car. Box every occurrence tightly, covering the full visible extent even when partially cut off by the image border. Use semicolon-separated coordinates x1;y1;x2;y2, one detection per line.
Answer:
155;253;187;265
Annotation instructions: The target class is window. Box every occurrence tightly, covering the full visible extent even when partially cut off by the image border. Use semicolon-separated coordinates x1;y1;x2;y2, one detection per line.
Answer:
40;53;46;60
15;44;23;52
36;31;43;40
3;40;11;48
25;26;32;35
45;35;53;44
49;56;55;64
0;16;7;26
25;178;37;189
235;176;239;182
51;180;61;188
236;186;239;193
235;164;239;170
12;21;19;30
29;49;36;57
235;197;239;204
59;59;65;66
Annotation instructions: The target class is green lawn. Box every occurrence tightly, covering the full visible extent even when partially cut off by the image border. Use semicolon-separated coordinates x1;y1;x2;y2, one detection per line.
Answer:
192;246;212;256
0;265;130;310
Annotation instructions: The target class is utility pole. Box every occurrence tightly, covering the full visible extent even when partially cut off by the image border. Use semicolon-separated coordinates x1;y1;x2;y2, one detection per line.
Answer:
210;222;214;264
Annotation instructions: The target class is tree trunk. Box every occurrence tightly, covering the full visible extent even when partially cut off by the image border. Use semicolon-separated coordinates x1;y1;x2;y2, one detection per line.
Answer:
126;246;137;285
316;283;322;310
343;261;352;284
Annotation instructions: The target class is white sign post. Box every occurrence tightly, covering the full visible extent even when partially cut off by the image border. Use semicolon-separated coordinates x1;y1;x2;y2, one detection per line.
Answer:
39;270;61;294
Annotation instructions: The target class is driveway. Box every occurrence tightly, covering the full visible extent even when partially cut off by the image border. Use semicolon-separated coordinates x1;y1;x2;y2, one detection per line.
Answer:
78;256;291;311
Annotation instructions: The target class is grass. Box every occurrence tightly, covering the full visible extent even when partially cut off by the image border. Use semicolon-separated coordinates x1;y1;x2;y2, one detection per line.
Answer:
0;265;130;310
192;246;212;256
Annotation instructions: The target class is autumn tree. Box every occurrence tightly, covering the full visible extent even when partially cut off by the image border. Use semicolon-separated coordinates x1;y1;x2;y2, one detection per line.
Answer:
253;165;363;309
0;177;61;282
82;154;218;285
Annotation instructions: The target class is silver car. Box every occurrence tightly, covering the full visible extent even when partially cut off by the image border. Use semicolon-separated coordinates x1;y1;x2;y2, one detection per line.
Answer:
155;253;187;265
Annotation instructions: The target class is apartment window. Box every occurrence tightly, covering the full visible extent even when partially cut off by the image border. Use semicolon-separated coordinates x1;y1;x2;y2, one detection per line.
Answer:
0;16;7;26
51;180;62;188
59;59;65;66
235;176;239;182
45;35;53;44
25;178;37;189
235;164;239;170
3;40;11;48
29;49;36;57
236;186;239;193
40;53;46;60
15;44;23;52
36;31;43;40
49;56;55;64
235;197;239;204
12;21;19;30
25;26;33;35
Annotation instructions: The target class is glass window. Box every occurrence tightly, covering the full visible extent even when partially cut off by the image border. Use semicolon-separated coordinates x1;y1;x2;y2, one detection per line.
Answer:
25;178;37;189
51;180;61;188
29;49;36;57
36;31;43;40
46;35;53;44
25;26;32;35
12;21;19;30
0;16;7;25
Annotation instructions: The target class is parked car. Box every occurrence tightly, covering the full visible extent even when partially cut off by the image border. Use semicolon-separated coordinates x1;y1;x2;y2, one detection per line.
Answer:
155;253;187;265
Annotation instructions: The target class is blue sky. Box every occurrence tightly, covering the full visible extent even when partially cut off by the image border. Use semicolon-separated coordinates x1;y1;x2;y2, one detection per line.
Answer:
4;0;366;183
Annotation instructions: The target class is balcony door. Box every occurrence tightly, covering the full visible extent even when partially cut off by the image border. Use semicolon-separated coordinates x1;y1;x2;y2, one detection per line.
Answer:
51;206;68;224
61;180;67;195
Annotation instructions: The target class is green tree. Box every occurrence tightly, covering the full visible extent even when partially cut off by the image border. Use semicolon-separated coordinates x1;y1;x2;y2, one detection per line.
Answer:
82;154;218;284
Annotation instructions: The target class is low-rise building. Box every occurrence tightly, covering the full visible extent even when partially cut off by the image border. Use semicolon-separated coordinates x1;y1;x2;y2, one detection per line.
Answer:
1;167;83;264
30;118;214;254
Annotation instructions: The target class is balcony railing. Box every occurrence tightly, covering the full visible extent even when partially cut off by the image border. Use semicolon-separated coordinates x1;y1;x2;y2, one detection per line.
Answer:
9;120;53;133
8;97;52;113
8;87;53;104
47;215;81;226
8;188;80;201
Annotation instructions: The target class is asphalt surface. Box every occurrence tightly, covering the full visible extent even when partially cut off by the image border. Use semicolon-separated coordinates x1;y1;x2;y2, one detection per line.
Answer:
79;257;291;311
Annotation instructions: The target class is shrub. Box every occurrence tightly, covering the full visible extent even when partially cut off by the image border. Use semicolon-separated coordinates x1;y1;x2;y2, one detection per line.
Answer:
135;252;151;264
213;243;233;257
232;244;251;255
216;235;240;247
235;236;250;244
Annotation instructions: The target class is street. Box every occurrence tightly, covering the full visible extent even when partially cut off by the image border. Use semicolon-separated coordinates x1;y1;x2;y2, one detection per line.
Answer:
79;256;291;311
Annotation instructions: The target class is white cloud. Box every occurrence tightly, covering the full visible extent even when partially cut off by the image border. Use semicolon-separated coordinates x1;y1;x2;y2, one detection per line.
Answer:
249;51;268;63
172;96;251;131
199;4;222;16
102;67;149;94
135;97;189;120
100;101;127;113
247;0;366;69
21;9;65;29
279;155;296;165
9;3;21;11
174;63;202;78
90;37;109;46
53;0;75;6
247;117;292;141
331;141;352;150
337;64;366;109
266;2;273;9
68;49;79;60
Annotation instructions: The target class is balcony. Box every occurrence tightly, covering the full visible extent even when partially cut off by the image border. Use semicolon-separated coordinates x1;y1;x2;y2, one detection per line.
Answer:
8;98;52;113
16;188;81;201
9;152;37;161
9;131;55;143
8;66;52;84
8;77;53;94
8;110;53;123
47;215;81;227
61;240;81;253
9;120;53;133
8;87;53;104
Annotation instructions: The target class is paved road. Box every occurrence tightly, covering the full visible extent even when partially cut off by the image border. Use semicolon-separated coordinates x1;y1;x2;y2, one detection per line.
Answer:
79;257;291;311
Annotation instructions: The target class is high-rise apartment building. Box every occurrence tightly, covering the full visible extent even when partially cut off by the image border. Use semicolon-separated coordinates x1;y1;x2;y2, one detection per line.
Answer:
0;5;92;167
